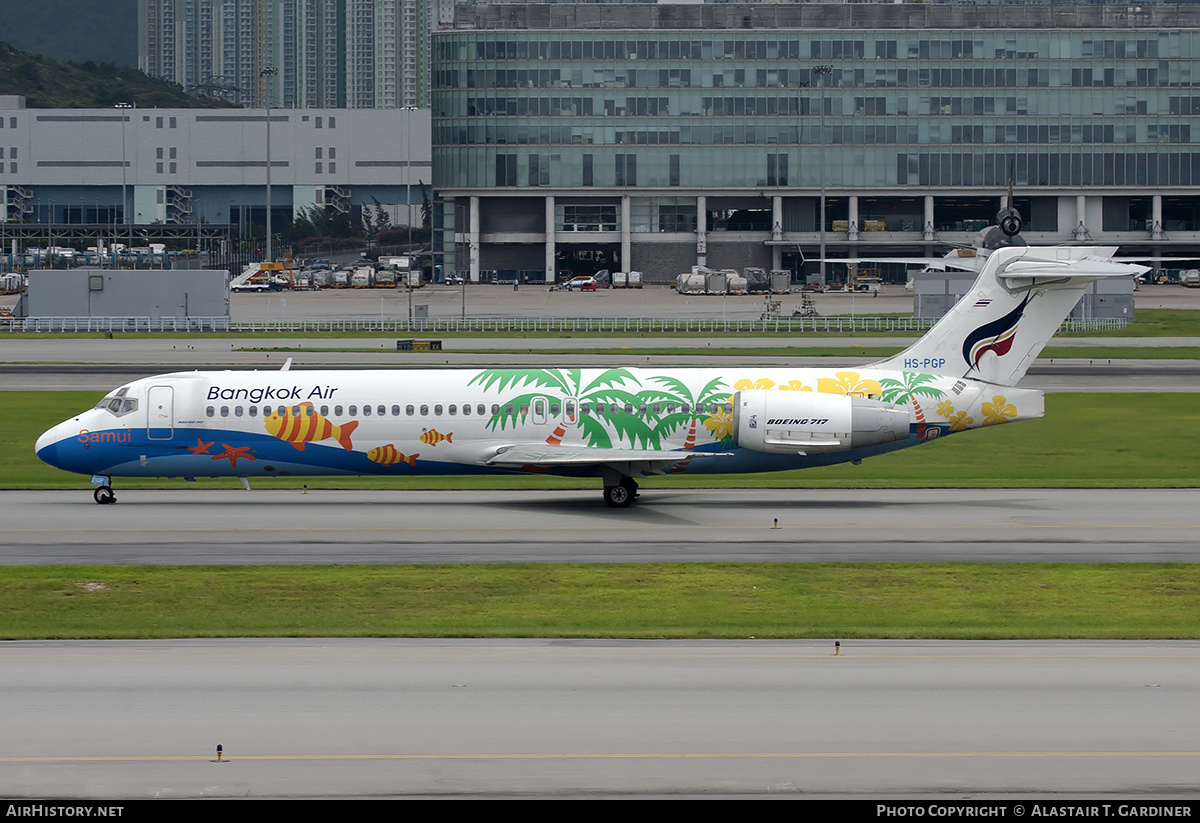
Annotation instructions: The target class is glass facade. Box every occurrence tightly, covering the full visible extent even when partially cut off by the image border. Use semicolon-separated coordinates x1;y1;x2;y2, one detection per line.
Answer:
430;4;1200;283
434;6;1200;190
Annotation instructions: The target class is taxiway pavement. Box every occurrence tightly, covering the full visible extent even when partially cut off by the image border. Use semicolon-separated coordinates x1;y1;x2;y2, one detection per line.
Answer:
3;489;1197;565
2;638;1198;798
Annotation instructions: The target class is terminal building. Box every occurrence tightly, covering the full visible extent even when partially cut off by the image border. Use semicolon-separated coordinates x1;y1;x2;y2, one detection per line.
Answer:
0;96;430;253
430;2;1200;284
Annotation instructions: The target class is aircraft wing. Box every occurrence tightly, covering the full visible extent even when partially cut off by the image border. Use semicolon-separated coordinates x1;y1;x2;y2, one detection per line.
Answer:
485;446;734;467
820;256;985;271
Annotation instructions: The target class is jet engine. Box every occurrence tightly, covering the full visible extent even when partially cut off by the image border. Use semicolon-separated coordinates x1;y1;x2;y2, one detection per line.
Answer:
732;390;910;455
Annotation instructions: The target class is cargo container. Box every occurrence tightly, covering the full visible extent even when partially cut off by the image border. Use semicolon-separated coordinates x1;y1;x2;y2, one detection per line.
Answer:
744;267;769;293
627;270;643;288
676;269;707;294
769;270;792;294
704;269;728;294
611;271;627;288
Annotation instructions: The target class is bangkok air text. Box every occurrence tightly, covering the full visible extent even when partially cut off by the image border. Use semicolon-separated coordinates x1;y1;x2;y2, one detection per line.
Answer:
206;385;339;403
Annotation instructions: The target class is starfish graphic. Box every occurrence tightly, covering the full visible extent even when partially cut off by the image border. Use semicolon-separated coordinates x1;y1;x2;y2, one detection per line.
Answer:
188;438;214;455
210;443;256;468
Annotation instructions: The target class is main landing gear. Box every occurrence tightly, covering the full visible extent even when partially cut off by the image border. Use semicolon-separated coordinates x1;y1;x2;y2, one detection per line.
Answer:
93;485;116;505
603;476;639;508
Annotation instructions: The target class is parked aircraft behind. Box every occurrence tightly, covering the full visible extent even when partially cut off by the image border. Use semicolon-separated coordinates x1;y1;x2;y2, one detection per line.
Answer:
35;223;1146;507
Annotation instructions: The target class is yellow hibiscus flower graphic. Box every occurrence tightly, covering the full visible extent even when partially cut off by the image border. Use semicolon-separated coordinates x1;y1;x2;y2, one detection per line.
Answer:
982;395;1017;426
778;380;814;392
734;378;776;391
948;411;974;432
817;371;883;398
937;400;955;417
703;408;734;441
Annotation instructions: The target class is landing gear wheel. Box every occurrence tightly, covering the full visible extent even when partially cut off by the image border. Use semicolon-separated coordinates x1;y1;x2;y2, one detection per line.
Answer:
603;478;638;508
93;486;116;505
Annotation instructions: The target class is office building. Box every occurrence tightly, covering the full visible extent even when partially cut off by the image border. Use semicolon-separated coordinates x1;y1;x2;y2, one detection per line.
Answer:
431;2;1200;284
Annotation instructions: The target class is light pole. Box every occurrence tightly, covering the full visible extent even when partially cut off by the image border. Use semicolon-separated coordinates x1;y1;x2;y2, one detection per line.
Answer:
115;103;132;256
402;106;419;263
812;64;832;288
261;67;277;264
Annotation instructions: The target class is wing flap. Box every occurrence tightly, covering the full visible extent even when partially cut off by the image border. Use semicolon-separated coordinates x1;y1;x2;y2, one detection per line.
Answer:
486;446;734;467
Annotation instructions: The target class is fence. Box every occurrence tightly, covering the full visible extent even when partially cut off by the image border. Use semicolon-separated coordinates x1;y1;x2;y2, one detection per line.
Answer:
3;315;1130;334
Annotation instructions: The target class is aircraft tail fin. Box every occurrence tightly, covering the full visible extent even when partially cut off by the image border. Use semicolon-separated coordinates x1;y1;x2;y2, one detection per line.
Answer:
871;246;1146;386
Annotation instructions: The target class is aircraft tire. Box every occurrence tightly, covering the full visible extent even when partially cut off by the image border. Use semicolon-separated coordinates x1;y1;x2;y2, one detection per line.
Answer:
603;479;637;508
93;486;116;505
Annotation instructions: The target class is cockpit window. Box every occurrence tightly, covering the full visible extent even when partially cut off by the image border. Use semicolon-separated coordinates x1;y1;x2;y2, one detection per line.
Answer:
94;387;138;417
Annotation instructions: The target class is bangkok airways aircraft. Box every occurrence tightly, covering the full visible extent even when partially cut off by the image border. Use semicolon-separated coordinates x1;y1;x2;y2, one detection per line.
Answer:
35;221;1146;507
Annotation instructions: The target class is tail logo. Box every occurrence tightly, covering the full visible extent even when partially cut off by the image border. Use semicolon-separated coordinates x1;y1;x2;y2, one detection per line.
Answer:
961;293;1031;371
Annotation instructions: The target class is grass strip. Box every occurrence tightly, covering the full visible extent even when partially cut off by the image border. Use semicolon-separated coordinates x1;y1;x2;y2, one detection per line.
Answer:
1;563;1197;640
6;393;1198;491
2;308;1198;340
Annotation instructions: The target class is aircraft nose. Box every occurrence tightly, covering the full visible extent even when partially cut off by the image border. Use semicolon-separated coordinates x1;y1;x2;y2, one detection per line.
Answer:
35;426;61;468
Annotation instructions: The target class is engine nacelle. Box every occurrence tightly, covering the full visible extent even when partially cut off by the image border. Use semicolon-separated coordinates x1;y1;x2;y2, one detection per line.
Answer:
732;390;910;455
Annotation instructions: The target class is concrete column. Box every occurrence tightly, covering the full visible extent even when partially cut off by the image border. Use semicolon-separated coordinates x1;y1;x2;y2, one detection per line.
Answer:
621;195;631;273
847;195;860;241
696;195;707;267
469;195;480;282
923;195;936;241
1152;195;1165;239
545;195;556;282
771;195;783;270
1074;194;1088;240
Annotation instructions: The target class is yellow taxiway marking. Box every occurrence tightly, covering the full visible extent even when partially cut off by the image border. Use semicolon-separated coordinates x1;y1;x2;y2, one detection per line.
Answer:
2;751;1199;763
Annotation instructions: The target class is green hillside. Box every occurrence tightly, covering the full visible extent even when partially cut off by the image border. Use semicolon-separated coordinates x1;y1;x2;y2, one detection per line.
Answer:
0;42;235;109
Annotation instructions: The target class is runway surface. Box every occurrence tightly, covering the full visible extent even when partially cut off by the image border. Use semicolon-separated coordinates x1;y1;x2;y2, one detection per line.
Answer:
4;488;1198;565
3;638;1198;798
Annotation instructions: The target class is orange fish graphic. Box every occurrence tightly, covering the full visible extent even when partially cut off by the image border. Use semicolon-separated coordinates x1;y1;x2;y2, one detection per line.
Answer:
264;402;358;451
367;445;418;466
418;429;452;446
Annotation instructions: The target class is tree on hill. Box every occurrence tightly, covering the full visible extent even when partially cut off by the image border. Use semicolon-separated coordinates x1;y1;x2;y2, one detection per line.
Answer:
0;42;235;108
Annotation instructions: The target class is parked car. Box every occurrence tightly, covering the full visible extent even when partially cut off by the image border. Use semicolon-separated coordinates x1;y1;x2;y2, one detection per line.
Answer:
445;274;465;286
564;276;598;290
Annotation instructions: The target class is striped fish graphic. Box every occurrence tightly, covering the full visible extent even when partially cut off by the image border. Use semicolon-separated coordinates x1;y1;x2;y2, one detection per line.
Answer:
367;445;418;466
418;429;452;446
264;403;358;451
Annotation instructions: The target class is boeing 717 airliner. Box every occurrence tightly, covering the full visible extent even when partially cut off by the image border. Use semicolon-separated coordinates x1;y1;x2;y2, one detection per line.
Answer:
35;220;1146;507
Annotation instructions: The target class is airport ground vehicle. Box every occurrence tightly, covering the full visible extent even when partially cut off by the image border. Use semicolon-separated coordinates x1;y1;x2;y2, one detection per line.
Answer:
564;276;598;290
